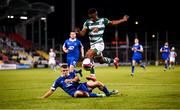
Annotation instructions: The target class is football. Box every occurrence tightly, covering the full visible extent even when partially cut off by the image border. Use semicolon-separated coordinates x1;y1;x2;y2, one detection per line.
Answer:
82;58;93;71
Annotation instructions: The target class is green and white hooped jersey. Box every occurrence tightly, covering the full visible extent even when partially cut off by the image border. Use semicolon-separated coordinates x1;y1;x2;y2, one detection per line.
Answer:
83;18;110;46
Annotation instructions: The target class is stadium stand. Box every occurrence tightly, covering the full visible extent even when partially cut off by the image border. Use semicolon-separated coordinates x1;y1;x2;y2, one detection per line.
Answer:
0;32;48;69
36;50;49;60
9;33;32;49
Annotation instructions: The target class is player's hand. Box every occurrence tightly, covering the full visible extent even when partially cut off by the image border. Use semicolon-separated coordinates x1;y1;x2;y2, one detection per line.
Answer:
123;15;129;21
65;79;72;83
74;27;80;33
64;49;69;53
132;48;136;51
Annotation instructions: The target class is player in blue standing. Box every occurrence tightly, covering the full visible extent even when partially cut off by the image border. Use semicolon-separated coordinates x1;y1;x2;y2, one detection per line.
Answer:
160;42;170;71
131;38;145;76
63;31;84;76
39;63;118;98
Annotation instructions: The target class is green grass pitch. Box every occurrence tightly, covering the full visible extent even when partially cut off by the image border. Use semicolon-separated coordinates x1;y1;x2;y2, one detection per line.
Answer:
0;66;180;109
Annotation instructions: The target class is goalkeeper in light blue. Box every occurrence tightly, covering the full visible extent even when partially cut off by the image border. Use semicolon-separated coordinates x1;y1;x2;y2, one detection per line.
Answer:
131;38;145;76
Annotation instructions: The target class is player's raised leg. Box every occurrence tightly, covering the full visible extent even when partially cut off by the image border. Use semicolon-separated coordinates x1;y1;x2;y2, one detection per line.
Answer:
140;62;146;69
84;49;97;81
86;81;119;97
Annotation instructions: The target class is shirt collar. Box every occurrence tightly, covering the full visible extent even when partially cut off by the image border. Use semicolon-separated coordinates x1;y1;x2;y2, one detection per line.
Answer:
135;43;139;46
164;45;168;48
69;38;76;42
61;73;70;77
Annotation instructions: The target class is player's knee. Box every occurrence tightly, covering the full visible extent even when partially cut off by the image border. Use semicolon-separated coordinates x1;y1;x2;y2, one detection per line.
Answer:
69;65;74;72
85;49;96;58
74;91;89;97
132;61;136;66
94;81;103;86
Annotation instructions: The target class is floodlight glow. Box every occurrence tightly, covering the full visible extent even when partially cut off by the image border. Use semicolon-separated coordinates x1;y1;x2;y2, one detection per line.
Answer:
20;16;28;19
152;34;155;38
135;21;138;25
7;16;14;18
41;17;46;20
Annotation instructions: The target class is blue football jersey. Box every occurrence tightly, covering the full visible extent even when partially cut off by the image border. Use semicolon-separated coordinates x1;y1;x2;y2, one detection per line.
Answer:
51;72;79;96
160;46;170;60
132;43;143;61
63;38;83;60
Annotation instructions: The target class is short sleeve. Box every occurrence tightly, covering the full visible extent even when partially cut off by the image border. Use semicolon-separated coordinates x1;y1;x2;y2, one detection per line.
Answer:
79;40;83;48
160;47;163;51
83;21;88;29
103;18;110;25
140;45;143;49
63;40;67;49
51;80;59;91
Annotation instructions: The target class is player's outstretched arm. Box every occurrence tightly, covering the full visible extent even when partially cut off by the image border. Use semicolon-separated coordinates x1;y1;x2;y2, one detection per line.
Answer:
110;15;129;25
39;89;54;99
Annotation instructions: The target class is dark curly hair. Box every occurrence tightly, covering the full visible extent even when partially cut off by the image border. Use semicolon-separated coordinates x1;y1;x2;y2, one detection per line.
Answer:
88;8;97;14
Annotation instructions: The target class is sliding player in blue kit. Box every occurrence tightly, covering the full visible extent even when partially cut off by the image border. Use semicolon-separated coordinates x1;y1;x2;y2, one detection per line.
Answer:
39;63;118;98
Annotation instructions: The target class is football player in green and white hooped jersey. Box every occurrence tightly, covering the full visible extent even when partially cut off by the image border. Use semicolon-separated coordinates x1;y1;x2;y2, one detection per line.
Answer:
76;8;129;81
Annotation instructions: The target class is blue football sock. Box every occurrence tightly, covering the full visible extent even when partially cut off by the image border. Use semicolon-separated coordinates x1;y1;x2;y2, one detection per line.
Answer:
132;66;135;74
140;63;145;69
165;64;168;69
102;86;110;96
89;93;100;97
74;69;78;73
74;69;82;77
